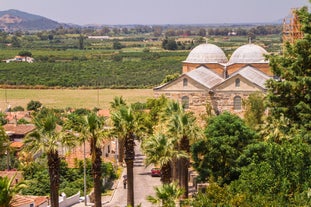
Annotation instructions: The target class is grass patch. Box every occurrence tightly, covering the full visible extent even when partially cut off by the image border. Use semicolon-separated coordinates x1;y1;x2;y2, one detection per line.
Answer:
0;88;153;110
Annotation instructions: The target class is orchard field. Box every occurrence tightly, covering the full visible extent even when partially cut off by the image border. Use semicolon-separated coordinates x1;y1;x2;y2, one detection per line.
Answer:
0;24;282;89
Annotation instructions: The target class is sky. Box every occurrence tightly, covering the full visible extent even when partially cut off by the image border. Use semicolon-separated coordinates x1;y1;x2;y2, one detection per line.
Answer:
1;0;310;25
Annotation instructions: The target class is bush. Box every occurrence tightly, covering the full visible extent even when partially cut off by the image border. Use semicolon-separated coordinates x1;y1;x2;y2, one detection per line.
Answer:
27;100;42;111
12;105;24;111
17;118;30;124
18;50;32;57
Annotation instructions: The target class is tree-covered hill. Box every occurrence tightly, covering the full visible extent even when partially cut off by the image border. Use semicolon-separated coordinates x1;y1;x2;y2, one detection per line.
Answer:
0;9;63;31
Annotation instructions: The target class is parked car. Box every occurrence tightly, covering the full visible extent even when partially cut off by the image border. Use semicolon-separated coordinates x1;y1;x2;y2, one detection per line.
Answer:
151;167;161;177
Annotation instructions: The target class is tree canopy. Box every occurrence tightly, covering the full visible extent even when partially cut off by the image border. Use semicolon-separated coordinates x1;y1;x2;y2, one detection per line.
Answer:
191;112;257;185
266;5;311;131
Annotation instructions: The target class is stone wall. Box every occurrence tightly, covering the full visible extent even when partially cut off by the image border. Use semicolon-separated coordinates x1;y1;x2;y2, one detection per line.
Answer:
154;89;263;118
182;62;225;76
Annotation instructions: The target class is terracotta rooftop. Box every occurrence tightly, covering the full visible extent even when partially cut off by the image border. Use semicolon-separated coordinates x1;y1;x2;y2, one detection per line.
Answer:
97;109;110;117
10;141;24;148
27;196;49;206
11;195;48;207
5;111;31;122
0;171;23;185
3;124;36;135
11;195;34;207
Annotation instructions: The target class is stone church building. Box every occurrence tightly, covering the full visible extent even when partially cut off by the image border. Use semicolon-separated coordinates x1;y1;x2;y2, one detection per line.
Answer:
154;42;273;116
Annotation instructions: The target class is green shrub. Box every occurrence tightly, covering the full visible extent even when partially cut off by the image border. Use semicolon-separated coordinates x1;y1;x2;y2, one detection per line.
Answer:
12;106;24;111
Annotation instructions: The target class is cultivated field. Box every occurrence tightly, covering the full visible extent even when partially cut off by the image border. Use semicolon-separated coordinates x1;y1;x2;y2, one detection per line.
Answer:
0;88;154;111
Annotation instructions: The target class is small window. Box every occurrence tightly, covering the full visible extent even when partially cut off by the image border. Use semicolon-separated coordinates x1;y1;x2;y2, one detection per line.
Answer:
233;96;242;110
183;78;188;87
235;78;240;87
182;96;189;109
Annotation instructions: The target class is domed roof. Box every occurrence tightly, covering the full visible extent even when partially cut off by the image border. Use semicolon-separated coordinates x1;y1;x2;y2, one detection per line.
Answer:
184;43;228;63
229;43;268;63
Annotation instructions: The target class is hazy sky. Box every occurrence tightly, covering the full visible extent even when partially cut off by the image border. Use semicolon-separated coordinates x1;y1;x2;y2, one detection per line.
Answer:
1;0;309;25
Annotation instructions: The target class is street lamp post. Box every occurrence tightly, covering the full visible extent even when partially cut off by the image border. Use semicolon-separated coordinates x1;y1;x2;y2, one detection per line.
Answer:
84;141;87;206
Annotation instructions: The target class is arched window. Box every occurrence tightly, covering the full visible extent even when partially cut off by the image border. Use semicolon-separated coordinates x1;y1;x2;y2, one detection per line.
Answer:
182;96;189;109
233;96;242;110
183;78;188;87
235;78;240;87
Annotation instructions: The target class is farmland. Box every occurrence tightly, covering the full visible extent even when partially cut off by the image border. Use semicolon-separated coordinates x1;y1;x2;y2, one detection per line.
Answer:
0;88;154;110
0;24;283;110
0;24;282;89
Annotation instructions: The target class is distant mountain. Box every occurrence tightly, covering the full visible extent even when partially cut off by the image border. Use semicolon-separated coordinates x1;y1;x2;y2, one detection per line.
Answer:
0;9;68;31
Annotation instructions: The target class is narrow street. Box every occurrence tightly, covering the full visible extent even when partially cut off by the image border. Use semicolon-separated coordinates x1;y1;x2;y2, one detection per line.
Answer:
103;141;161;207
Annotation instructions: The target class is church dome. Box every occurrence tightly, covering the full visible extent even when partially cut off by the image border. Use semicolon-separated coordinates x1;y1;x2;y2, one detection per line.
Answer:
229;43;268;63
184;43;228;63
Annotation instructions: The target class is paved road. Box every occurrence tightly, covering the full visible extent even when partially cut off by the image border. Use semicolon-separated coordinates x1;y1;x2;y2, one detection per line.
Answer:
103;141;161;207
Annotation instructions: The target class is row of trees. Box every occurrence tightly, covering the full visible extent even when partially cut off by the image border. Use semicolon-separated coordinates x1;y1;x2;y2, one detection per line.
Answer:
0;53;183;88
0;105;118;207
2;24;281;39
1;96;157;207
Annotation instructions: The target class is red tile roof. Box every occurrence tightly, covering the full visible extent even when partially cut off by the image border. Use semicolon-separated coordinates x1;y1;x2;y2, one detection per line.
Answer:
27;196;49;206
11;195;34;207
11;195;48;207
97;109;110;117
3;124;36;135
10;142;24;148
0;171;23;185
5;111;31;122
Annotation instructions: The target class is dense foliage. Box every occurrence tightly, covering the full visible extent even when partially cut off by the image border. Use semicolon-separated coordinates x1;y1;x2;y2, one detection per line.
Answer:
189;3;311;206
191;112;257;185
266;7;311;131
0;52;184;88
21;159;116;197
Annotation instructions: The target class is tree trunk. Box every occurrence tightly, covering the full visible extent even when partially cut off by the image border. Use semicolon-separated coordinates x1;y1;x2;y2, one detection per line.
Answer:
180;157;189;198
172;158;178;182
125;133;135;207
118;138;125;163
91;139;102;207
48;152;60;207
180;136;190;198
161;162;172;184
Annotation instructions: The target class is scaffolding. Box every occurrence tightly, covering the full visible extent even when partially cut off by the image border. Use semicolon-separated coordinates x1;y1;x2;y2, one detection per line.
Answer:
283;8;303;44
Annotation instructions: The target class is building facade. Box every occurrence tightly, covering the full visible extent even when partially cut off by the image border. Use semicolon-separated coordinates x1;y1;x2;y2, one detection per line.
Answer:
154;42;272;116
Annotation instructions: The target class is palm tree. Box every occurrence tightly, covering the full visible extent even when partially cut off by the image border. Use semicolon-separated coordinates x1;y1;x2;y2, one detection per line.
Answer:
63;113;88;205
110;96;127;163
260;113;291;143
0;174;25;207
85;113;108;207
142;132;187;184
162;101;201;198
147;182;184;207
64;112;108;207
23;109;74;207
111;105;144;207
110;96;127;110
